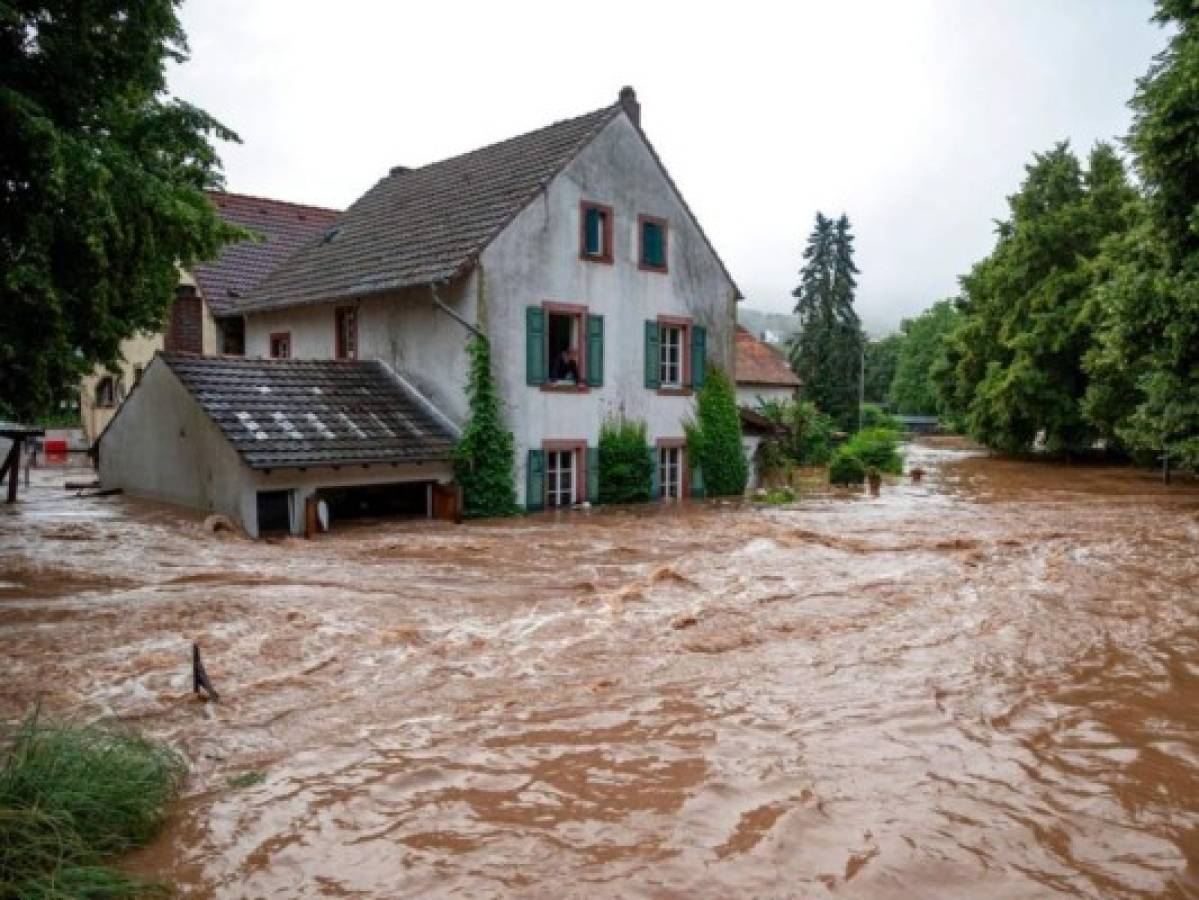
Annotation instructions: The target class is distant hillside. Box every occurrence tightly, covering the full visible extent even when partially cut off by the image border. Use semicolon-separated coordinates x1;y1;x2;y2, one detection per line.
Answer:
736;308;800;345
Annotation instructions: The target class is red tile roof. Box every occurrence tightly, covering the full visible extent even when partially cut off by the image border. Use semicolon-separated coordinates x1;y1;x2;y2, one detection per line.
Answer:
735;325;801;388
194;192;341;316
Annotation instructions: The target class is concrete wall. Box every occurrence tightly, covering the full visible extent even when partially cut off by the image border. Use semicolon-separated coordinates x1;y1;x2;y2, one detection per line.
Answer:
482;113;739;506
243;275;477;426
98;356;246;519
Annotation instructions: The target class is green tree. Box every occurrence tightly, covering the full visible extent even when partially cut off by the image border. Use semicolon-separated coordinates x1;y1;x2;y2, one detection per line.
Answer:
890;300;959;415
1084;0;1199;469
0;1;242;422
789;212;864;430
933;143;1137;454
453;337;518;517
863;333;902;405
685;366;747;496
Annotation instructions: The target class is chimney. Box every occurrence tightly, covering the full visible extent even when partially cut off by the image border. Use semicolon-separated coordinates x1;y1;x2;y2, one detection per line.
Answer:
619;86;640;126
389;165;411;177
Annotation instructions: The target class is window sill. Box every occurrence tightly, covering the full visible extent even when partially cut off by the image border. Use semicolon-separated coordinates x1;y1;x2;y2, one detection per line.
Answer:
579;253;613;265
656;386;692;397
639;262;669;274
540;383;590;394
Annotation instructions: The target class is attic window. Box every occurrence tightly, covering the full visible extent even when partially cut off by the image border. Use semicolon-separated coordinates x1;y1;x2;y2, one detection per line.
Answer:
579;202;613;264
639;215;668;272
321;225;341;244
270;332;291;359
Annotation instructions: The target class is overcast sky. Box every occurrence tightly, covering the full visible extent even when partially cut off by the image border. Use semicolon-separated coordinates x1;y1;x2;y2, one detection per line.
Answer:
168;1;1168;334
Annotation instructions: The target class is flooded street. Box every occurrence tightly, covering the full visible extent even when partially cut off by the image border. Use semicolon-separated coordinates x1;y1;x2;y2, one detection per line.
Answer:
2;441;1199;898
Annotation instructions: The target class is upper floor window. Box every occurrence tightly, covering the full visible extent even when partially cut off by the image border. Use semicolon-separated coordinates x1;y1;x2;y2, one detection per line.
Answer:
579;202;613;263
94;375;118;408
336;307;358;360
660;324;683;388
270;332;291;359
526;304;604;389
639;215;668;272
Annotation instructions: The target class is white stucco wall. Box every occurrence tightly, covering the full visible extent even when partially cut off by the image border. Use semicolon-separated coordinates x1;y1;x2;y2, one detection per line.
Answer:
736;385;798;410
243;275;477;426
482;113;739;506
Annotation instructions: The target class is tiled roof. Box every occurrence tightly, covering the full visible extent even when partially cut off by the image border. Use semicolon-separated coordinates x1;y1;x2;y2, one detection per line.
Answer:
735;326;801;387
193;192;340;316
238;103;623;312
163;354;455;469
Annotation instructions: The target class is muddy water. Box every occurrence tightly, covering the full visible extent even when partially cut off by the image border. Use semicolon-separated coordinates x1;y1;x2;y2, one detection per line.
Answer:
2;442;1199;898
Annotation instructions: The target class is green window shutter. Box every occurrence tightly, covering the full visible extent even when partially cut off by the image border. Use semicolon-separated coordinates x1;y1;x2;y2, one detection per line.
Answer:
644;320;660;389
585;207;601;255
526;448;545;511
526;306;546;385
690;460;706;498
649;446;660;498
587;446;600;502
690;325;707;389
586;314;604;387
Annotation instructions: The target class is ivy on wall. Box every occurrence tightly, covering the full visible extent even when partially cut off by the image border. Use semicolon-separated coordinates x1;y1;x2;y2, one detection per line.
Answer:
453;336;518;518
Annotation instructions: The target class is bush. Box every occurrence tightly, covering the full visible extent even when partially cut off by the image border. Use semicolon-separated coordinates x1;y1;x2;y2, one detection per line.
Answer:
828;448;867;485
752;486;796;505
858;403;901;432
758;398;835;465
844;426;904;474
453;337;518;518
0;712;186;897
686;366;748;497
598;416;652;504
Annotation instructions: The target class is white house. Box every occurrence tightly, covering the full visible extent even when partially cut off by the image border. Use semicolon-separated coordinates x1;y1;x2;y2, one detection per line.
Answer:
101;87;742;530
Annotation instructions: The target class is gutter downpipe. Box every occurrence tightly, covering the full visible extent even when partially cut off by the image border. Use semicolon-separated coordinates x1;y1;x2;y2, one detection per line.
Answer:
430;279;484;340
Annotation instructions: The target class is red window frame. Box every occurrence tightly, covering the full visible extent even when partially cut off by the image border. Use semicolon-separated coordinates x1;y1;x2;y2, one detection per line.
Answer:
542;301;589;392
335;306;358;360
579;201;614;264
656;437;687;499
542;439;588;506
638;214;669;273
269;332;291;359
657;315;692;395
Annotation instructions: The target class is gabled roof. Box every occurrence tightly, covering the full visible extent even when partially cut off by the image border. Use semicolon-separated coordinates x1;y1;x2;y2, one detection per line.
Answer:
239;88;742;313
193;192;340;316
735;326;801;388
162;354;456;469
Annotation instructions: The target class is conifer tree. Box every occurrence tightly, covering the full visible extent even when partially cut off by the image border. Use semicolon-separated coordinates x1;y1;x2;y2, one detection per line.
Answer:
789;212;864;430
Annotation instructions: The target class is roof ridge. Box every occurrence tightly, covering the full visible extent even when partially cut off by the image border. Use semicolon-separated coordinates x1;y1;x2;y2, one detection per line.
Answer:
204;189;341;217
404;102;620;177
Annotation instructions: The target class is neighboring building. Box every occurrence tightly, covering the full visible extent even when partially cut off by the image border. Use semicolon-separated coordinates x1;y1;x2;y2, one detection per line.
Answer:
734;325;801;408
80;193;340;443
100;355;457;536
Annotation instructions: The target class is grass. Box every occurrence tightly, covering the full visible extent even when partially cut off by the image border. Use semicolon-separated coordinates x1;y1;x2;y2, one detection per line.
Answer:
0;712;185;899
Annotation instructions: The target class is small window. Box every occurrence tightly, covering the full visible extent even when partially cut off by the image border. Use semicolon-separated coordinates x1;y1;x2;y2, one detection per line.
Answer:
659;324;683;388
659;446;682;499
94;376;117;408
336;307;357;360
580;202;613;263
546;449;577;508
220;317;245;356
547;311;581;384
639;216;668;272
133;366;144;386
270;332;291;359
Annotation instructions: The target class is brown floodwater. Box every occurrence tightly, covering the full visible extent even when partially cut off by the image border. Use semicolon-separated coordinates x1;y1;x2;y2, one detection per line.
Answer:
2;441;1198;898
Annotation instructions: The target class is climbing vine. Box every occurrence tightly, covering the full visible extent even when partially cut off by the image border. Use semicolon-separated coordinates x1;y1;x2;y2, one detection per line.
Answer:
453;336;518;518
684;365;747;496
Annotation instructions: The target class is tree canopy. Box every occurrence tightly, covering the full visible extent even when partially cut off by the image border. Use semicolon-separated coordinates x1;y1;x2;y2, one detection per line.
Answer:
890;300;958;416
0;1;242;422
789;212;863;430
862;333;901;406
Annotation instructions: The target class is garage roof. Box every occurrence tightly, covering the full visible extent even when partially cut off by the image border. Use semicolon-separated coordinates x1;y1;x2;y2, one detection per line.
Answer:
164;354;456;470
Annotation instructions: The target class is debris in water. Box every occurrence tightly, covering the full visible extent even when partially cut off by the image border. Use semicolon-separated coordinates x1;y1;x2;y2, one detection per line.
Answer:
192;643;219;702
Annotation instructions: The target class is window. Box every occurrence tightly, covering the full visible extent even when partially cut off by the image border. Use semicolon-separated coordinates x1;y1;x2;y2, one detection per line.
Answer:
220;317;245;356
639;215;668;272
94;376;117;408
546;448;576;508
659;445;683;499
660;324;683;388
133;366;144;386
579;202;613;263
547;311;581;383
336;307;358;360
270;332;291;359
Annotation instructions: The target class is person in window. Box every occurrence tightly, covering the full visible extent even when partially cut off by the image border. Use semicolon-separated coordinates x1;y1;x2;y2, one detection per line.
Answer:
550;348;580;384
